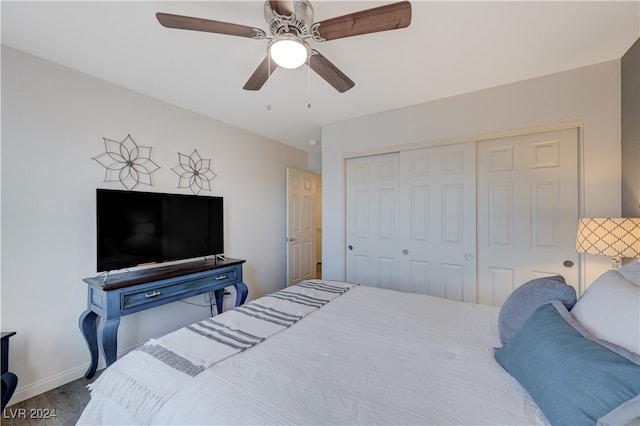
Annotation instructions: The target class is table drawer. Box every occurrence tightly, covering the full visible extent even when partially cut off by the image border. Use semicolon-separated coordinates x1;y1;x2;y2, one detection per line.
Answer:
120;267;237;310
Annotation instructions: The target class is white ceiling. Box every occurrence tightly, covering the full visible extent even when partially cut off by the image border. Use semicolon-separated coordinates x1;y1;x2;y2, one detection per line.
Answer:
2;1;639;152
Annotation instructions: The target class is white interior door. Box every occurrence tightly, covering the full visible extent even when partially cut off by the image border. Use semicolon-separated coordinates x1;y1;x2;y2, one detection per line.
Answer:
477;128;580;305
345;153;400;289
315;177;322;278
398;143;477;302
286;167;316;286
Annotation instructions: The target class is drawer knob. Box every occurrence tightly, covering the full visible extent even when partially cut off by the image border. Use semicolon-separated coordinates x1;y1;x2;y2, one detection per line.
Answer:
215;275;228;280
145;290;162;298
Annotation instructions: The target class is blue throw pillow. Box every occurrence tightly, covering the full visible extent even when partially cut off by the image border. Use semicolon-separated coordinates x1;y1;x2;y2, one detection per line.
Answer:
494;301;640;426
498;275;576;344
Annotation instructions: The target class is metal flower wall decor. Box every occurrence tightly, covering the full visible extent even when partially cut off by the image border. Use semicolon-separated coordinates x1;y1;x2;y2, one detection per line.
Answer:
92;134;160;190
172;149;217;195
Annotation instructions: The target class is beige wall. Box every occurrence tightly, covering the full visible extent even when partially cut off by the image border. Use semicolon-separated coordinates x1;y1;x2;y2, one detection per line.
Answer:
322;60;622;288
1;46;307;403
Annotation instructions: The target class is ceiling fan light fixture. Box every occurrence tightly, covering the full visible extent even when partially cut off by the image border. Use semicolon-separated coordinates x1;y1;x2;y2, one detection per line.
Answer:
269;33;309;69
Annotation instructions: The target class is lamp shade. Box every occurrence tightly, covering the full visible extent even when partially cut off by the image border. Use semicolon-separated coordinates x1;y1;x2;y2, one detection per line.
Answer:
576;217;640;258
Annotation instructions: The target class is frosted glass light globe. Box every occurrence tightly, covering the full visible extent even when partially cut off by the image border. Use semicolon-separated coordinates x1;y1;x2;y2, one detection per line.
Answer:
269;35;309;69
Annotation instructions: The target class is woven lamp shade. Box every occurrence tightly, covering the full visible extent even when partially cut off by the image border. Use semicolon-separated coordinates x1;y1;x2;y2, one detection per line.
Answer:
576;218;640;258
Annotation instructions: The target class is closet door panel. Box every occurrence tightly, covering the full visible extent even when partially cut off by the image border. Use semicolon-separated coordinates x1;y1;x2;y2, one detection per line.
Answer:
477;128;580;305
409;259;430;294
399;143;477;301
346;153;400;289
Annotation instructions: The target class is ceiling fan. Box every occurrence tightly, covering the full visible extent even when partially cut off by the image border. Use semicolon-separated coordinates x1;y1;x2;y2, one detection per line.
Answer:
156;1;411;93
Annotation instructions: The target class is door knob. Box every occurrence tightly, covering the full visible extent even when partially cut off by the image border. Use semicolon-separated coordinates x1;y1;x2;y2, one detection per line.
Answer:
563;260;574;268
348;245;353;251
402;249;409;255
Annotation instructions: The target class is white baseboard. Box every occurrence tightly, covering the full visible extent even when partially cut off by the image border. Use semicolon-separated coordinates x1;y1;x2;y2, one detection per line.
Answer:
9;363;100;406
7;344;140;406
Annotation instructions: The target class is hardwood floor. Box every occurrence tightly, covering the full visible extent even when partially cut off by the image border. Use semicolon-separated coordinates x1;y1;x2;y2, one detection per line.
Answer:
2;372;100;426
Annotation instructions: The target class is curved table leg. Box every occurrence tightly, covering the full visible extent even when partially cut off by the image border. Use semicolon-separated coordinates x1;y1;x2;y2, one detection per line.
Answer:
214;289;225;315
234;282;248;306
98;317;120;368
78;310;99;379
1;372;18;411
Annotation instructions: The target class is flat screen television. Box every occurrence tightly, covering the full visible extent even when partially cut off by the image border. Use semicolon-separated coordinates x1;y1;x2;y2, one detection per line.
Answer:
96;189;224;272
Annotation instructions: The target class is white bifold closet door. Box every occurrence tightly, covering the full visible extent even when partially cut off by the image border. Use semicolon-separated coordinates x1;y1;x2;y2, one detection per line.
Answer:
346;152;400;290
476;128;580;305
346;128;579;306
346;143;477;302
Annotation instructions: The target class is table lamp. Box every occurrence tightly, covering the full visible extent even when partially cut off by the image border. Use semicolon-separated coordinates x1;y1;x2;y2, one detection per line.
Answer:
576;217;640;269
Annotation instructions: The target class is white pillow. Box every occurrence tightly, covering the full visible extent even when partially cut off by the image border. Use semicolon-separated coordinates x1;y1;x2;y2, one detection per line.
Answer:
571;262;640;354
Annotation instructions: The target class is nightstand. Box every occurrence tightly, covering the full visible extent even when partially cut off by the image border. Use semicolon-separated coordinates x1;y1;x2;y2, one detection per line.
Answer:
1;331;18;410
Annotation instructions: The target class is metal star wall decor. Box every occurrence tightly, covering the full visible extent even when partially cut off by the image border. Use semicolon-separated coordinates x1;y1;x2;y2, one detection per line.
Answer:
172;149;217;195
92;134;160;190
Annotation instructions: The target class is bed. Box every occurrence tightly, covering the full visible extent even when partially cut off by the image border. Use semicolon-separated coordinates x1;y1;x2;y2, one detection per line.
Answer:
78;263;640;425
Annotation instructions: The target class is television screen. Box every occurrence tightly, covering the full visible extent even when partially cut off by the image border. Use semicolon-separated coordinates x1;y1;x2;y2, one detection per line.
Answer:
96;189;224;272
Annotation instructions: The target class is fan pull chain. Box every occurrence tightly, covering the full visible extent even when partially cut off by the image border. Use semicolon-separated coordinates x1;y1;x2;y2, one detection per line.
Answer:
267;52;272;111
306;59;311;109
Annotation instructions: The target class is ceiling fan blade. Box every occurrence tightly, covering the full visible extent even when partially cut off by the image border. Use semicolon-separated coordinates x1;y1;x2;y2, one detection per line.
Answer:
156;12;265;39
243;56;278;91
313;1;411;41
269;1;296;17
308;50;355;93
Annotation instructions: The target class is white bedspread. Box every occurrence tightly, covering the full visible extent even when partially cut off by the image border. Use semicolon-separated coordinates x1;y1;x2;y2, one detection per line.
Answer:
78;282;548;425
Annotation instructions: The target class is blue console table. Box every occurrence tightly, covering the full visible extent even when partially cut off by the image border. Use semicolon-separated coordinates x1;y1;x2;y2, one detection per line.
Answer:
79;258;248;379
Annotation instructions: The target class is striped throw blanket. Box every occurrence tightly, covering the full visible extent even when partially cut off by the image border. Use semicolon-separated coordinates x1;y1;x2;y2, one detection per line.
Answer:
87;280;354;424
